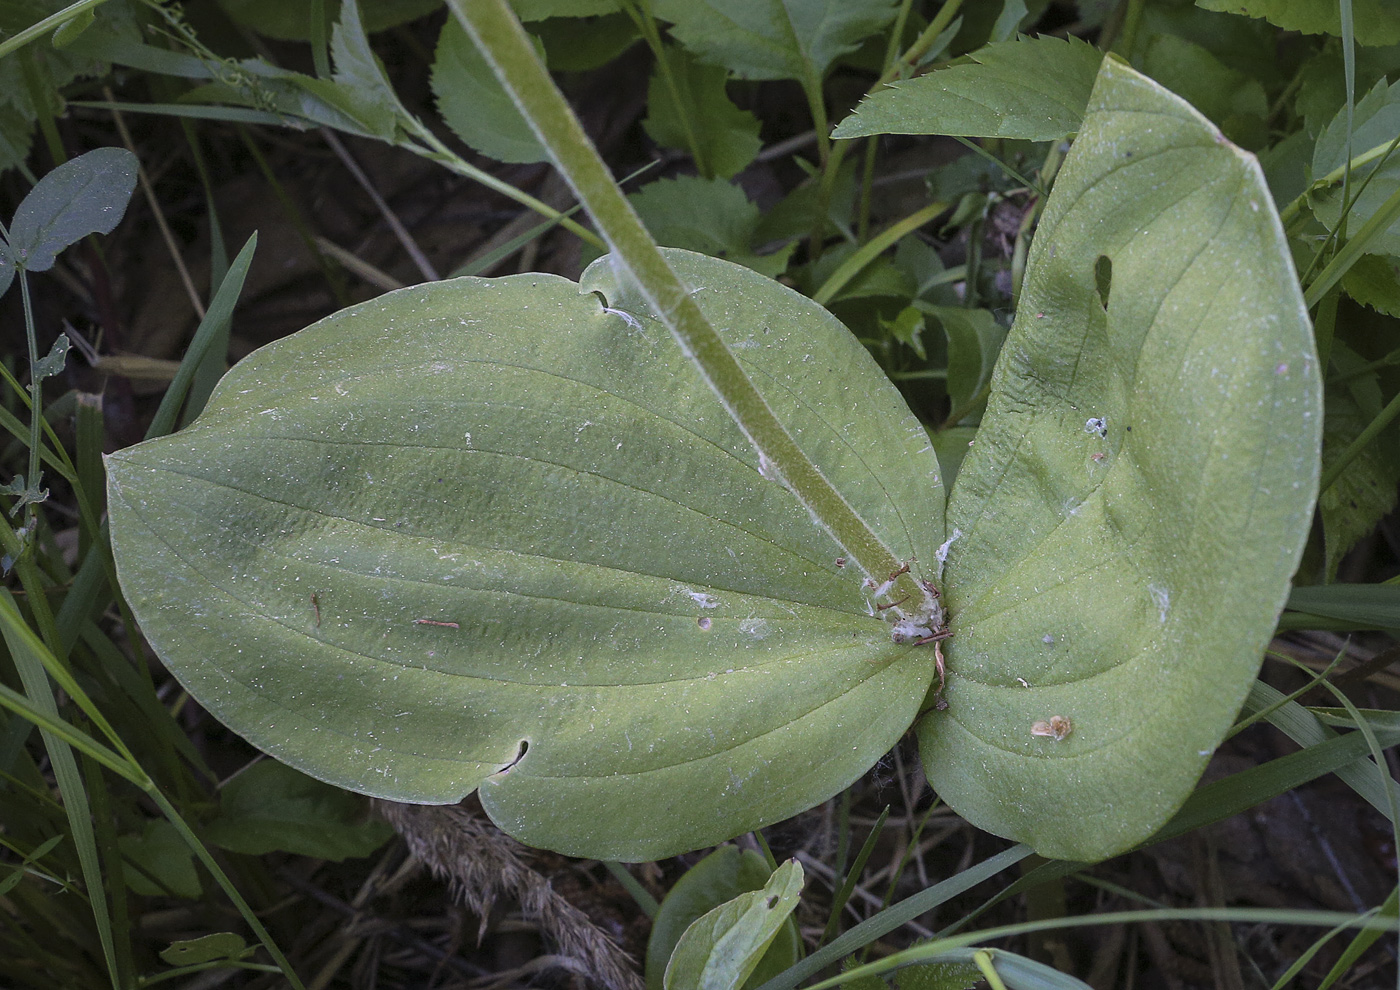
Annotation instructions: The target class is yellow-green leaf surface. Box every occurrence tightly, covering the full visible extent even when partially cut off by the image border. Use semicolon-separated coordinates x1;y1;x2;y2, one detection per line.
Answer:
107;250;944;860
663;859;803;990
920;58;1320;861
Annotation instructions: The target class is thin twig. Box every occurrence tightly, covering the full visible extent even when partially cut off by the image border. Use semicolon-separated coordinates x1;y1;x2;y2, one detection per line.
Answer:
105;89;205;320
323;129;440;282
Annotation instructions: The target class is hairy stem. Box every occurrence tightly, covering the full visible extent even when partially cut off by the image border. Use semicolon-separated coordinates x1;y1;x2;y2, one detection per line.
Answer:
445;0;929;615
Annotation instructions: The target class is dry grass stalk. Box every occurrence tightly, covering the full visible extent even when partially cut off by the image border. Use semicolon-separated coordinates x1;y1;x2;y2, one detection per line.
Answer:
374;799;644;990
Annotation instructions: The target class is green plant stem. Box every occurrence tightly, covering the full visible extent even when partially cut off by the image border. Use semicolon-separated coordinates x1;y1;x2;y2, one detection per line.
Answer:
815;0;964;257
1319;387;1400;495
17;271;43;534
446;0;928;613
1279;131;1400;228
815;909;1399;990
1305;176;1400;308
618;0;709;176
0;0;110;62
813;200;947;305
878;0;965;86
410;128;607;251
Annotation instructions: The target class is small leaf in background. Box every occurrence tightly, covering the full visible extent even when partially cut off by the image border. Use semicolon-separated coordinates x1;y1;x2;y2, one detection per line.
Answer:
1196;0;1400;46
1311;76;1400;257
0;240;14;300
159;932;252;966
1343;254;1400;317
511;0;619;17
663;859;803;990
923;58;1320;861
754;158;857;245
1141;34;1267;148
833;35;1102;142
646;846;800;990
629;176;791;276
881;306;926;360
1320;378;1400;581
432;14;548;163
989;0;1029;43
328;0;405;140
216;0;443;41
0;475;48;515
804;242;913;303
895;960;983;990
653;0;898;83
643;45;762;179
839;957;886;990
33;335;70;382
202;760;393;861
925;306;1006;421
536;13;640;71
119;819;202;898
7;147;137;272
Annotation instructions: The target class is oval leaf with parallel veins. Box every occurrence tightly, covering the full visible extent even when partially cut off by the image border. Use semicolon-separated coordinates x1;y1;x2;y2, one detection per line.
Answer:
920;57;1321;862
107;250;944;860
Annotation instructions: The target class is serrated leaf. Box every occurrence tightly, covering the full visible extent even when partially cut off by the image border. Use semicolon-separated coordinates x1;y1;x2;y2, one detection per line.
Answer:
840;957;886;990
202;760;393;861
644;45;761;179
646;846;800;990
895;961;982;990
1320;381;1400;581
160;933;251;966
664;859;803;990
328;0;405;141
921;58;1320;861
106;249;945;860
1343;253;1400;316
629;176;789;276
8;147;136;272
432;14;547;163
833;35;1102;142
1196;0;1400;46
654;0;898;82
1311;76;1400;256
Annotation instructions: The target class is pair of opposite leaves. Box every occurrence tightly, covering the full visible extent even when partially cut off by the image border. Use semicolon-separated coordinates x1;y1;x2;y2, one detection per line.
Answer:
107;59;1318;862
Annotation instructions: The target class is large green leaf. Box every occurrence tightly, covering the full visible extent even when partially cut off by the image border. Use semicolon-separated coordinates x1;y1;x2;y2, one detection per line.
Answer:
920;57;1320;861
1195;0;1400;46
832;35;1102;142
653;0;898;83
106;250;944;861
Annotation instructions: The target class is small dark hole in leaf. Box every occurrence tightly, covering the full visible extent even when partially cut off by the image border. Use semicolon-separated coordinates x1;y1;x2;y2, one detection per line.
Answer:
1094;255;1113;310
499;740;529;773
766;896;779;909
